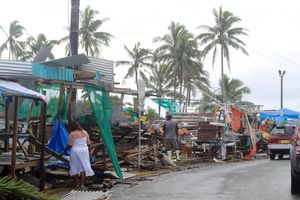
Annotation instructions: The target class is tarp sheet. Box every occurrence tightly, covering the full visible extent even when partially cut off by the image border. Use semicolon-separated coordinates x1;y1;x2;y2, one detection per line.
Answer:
86;86;123;179
0;79;48;103
48;117;70;155
260;108;299;120
152;99;178;112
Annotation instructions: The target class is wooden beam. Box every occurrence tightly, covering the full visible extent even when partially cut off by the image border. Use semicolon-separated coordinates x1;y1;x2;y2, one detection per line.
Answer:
17;139;28;157
67;86;73;131
4;98;10;152
39;91;47;191
57;83;65;123
10;96;19;178
27;135;69;164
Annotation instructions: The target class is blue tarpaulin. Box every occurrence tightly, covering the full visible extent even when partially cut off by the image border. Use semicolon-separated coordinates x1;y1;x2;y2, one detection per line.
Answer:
260;108;299;125
260;108;300;119
48;117;70;155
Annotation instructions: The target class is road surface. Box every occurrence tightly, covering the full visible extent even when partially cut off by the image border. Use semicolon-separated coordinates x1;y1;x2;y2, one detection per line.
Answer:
111;158;300;200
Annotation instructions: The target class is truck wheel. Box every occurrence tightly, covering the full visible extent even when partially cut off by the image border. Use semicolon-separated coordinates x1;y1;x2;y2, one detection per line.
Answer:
291;171;300;194
270;154;275;160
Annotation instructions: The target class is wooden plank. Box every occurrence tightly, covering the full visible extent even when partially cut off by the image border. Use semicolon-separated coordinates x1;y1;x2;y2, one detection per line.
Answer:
67;86;73;131
27;135;69;164
17;139;28;156
4;98;9;152
15;159;40;170
11;96;19;177
39;91;47;191
57;83;65;123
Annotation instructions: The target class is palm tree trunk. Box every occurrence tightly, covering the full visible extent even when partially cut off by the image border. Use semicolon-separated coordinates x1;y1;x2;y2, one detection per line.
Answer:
179;63;183;109
135;67;138;91
221;45;225;103
158;104;161;118
173;64;176;101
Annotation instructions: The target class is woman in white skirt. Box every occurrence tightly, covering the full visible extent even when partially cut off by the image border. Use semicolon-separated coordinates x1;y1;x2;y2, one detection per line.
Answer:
61;121;94;188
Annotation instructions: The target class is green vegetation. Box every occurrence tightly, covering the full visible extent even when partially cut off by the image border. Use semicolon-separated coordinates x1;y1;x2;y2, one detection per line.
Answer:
0;176;56;200
0;5;252;110
116;42;152;89
197;6;248;102
60;6;113;56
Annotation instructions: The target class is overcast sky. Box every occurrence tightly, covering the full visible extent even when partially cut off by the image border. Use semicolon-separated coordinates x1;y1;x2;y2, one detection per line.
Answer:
1;0;300;111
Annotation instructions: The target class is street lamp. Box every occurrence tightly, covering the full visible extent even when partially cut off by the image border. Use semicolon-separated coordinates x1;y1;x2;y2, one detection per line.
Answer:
137;79;145;170
278;70;286;109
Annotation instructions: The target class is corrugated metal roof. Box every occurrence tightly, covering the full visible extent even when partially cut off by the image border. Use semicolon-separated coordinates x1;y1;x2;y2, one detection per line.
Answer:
78;57;114;88
61;190;112;200
0;59;32;80
0;58;115;90
32;63;74;82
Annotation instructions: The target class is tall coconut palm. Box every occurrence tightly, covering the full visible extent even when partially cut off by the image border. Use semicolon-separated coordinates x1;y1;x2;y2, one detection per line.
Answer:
197;6;248;102
219;74;251;105
184;63;210;107
0;20;26;60
146;62;173;116
116;42;152;90
153;22;188;102
60;6;113;56
25;33;59;61
154;22;205;108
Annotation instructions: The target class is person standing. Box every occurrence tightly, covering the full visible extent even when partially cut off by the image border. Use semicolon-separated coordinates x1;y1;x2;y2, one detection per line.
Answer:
61;121;94;188
163;114;180;160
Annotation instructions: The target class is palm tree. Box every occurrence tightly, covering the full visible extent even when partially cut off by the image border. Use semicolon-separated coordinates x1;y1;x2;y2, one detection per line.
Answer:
60;6;113;56
116;42;152;90
146;61;173;116
25;33;59;61
184;65;210;108
219;74;251;105
196;6;248;102
153;22;188;102
0;20;26;60
154;22;206;109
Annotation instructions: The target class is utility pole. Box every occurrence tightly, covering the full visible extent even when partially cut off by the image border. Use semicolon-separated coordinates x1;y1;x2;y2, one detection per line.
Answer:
70;0;80;55
278;70;286;109
68;0;80;126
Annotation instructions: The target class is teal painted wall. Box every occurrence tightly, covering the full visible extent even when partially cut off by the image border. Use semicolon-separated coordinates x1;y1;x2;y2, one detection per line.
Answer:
32;63;73;81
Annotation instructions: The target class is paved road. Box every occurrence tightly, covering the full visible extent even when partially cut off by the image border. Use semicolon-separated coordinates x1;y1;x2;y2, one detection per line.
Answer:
111;158;300;200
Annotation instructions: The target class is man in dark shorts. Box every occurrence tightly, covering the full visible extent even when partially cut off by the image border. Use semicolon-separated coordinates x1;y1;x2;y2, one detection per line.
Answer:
163;114;180;160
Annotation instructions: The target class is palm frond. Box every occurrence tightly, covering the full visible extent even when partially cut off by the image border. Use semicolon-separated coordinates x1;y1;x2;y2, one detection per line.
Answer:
0;176;56;200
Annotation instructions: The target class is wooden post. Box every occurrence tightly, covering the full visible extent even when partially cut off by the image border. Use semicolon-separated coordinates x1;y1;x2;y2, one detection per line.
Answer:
57;83;65;123
67;86;73;131
39;91;47;191
4;97;10;152
11;96;19;177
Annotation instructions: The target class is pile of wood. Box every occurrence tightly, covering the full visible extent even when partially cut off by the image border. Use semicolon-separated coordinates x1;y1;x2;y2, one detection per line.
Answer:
198;122;222;140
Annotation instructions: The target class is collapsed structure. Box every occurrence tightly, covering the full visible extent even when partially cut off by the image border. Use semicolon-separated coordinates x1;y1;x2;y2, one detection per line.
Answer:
0;46;274;193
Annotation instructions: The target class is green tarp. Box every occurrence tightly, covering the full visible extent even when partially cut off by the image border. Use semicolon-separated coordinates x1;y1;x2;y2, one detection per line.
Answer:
18;83;67;121
85;86;123;179
152;99;178;112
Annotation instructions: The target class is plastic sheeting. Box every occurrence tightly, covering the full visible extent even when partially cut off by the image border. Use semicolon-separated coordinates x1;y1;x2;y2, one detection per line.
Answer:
48;117;70;155
85;86;123;179
260;108;299;119
0;79;48;103
152;99;178;112
18;83;67;121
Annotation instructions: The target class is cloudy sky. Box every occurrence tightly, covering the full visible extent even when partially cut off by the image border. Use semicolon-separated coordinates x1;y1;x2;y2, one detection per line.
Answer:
1;0;300;111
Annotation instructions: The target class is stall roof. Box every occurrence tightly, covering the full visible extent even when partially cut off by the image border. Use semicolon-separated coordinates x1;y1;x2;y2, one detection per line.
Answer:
0;79;48;103
260;108;299;119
